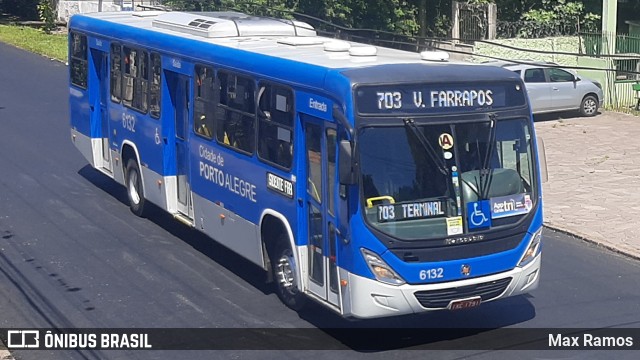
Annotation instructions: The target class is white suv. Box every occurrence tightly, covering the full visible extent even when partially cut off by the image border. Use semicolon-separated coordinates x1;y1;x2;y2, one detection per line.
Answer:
487;61;604;117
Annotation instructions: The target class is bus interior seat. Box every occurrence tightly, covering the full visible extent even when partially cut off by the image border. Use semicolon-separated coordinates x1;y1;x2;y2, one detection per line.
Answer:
276;141;292;166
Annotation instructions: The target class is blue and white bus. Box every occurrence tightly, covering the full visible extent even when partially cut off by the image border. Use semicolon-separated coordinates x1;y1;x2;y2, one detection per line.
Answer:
68;10;546;318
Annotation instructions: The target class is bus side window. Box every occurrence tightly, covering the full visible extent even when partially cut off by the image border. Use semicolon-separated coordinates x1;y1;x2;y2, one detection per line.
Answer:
122;47;134;106
149;52;161;119
215;71;255;154
257;84;293;169
122;46;149;114
137;50;149;113
69;32;87;89
110;43;122;102
193;65;216;139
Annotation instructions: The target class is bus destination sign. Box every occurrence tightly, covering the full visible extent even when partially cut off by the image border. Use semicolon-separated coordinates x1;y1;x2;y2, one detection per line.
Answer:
356;82;525;115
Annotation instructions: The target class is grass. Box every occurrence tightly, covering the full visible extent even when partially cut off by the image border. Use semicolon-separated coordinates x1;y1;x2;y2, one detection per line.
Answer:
0;24;67;61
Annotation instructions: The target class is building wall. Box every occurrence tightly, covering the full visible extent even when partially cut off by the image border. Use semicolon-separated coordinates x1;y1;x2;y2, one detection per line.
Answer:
58;1;121;23
472;37;581;66
58;1;159;24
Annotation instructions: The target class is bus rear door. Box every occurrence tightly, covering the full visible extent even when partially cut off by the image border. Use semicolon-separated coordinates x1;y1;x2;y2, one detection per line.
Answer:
166;69;193;219
89;44;112;173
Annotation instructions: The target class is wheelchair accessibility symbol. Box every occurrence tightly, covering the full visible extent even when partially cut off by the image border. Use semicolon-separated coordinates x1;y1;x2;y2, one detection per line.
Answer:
467;200;491;229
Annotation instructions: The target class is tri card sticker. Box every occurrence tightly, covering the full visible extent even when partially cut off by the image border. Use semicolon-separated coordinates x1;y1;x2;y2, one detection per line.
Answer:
490;193;532;219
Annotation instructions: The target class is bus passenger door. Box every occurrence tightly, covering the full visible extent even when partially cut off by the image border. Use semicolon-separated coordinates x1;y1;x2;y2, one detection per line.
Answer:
90;48;111;172
304;119;340;307
166;71;193;218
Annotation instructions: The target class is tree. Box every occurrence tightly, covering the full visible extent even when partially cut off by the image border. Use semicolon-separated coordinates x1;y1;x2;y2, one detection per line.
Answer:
517;0;600;37
162;0;603;40
162;0;420;36
37;0;57;33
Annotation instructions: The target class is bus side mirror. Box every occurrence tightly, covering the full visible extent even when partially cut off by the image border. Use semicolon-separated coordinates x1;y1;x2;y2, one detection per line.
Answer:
339;140;356;185
536;136;548;183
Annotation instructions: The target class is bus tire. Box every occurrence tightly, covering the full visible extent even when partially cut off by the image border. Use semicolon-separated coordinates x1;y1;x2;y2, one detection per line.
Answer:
126;159;146;217
272;237;307;311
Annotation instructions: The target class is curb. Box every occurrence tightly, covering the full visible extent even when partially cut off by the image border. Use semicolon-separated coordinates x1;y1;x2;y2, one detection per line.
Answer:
544;223;640;262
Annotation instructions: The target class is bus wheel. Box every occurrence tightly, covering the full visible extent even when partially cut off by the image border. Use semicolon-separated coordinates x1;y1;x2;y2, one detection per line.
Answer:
126;159;146;217
272;238;307;311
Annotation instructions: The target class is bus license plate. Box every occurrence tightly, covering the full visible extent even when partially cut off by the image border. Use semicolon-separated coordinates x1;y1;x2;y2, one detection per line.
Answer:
447;296;482;310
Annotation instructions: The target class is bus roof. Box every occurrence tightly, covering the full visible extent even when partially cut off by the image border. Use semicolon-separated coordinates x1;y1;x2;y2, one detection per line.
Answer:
69;11;519;88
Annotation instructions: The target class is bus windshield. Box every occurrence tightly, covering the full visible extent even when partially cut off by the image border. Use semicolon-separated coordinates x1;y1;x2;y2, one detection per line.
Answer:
359;118;536;241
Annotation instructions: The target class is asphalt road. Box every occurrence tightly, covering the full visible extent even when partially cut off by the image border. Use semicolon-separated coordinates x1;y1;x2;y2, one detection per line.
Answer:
1;42;640;360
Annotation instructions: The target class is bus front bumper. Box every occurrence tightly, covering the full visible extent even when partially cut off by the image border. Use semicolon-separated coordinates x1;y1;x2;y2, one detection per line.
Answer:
342;253;541;319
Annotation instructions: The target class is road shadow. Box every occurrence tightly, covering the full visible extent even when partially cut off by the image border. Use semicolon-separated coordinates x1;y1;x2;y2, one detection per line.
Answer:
78;165;129;204
293;292;536;350
77;165;273;296
533;111;599;123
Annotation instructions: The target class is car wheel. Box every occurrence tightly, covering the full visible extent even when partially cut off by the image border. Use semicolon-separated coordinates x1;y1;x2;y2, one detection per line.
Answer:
579;95;598;117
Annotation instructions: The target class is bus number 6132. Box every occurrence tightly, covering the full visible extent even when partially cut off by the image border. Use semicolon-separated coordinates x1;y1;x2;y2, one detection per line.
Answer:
122;113;136;133
420;268;444;280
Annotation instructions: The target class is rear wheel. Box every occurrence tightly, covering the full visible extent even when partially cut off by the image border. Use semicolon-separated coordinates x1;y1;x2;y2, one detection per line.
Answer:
126;159;146;217
272;236;307;311
579;95;598;117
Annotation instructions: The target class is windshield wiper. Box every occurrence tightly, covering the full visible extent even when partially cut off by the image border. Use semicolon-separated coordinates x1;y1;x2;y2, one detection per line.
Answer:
478;113;498;199
403;118;448;175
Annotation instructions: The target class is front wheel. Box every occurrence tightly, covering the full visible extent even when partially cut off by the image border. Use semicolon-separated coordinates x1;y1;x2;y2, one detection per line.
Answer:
126;159;146;217
579;95;599;117
272;237;307;311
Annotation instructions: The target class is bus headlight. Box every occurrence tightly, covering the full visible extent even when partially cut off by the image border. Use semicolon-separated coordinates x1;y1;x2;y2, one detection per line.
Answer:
361;248;406;286
518;228;542;267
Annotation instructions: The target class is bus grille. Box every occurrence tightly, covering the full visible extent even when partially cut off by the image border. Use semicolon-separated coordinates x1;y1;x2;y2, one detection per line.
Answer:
414;277;512;309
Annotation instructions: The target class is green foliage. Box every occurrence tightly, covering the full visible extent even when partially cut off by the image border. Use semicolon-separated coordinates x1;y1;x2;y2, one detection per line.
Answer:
432;14;451;38
0;24;67;61
162;0;296;16
518;0;600;38
163;0;419;36
156;1;608;40
37;0;56;34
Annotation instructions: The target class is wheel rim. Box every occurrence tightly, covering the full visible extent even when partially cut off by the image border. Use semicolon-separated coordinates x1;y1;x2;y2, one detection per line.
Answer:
276;251;297;295
584;99;597;115
128;171;140;205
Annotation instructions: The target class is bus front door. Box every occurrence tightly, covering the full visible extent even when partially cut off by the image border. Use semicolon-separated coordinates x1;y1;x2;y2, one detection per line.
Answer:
166;71;192;218
90;48;111;172
304;119;340;308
